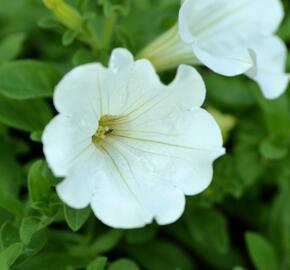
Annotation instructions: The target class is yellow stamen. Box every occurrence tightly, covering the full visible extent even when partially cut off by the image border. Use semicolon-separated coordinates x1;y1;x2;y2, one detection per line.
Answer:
92;115;117;144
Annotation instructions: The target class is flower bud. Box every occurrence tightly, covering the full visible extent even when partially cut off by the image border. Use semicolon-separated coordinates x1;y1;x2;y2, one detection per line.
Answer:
207;107;236;142
43;0;82;32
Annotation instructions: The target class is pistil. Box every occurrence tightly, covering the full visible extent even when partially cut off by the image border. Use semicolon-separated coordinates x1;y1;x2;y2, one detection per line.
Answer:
92;115;117;144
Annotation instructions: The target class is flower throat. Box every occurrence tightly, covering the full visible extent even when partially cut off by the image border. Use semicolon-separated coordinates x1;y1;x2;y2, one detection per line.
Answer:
92;115;117;144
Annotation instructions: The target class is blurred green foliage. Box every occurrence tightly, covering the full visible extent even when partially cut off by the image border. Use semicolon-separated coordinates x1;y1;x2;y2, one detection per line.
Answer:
0;0;289;269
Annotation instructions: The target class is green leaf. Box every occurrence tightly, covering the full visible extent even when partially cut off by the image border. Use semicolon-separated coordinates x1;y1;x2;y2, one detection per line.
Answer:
269;184;290;267
17;253;87;270
64;205;91;232
30;130;43;142
234;121;265;188
245;232;279;270
125;225;157;244
125;240;194;270
278;15;290;41
255;92;290;138
98;0;131;16
115;26;135;50
198;155;243;207
72;49;97;66
0;94;52;132
0;191;23;218
24;230;48;258
62;30;78;46
28;160;52;204
19;217;46;245
166;223;243;270
0;221;20;249
0;242;23;270
90;230;124;254
0;60;60;99
259;137;288;160
185;209;229;254
28;160;60;216
204;73;255;110
38;15;61;30
108;258;139;270
0;33;26;62
0;137;22;195
87;257;108;270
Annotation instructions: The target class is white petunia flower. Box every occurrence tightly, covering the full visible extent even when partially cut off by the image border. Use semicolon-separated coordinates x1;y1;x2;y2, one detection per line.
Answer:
42;48;225;229
138;0;289;99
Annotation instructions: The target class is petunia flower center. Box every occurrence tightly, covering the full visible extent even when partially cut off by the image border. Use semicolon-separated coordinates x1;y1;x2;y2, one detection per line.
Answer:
92;115;118;144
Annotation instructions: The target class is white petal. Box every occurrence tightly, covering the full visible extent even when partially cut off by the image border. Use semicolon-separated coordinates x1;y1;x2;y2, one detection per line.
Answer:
106;51;205;117
109;64;206;129
105;54;162;116
168;65;206;108
42;114;97;176
90;139;185;228
192;44;253;76
108;48;134;73
179;0;284;76
54;63;106;121
137;183;185;226
246;36;289;99
114;109;224;196
90;153;154;229
56;146;104;209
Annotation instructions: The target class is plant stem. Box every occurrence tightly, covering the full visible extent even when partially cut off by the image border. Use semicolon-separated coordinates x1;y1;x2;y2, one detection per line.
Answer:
102;12;117;49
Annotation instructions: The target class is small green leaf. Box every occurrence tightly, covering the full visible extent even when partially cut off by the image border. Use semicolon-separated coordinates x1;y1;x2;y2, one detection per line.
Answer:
185;209;229;254
205;73;255;109
28;160;52;204
125;225;157;244
0;221;20;248
62;30;78;46
115;26;135;50
0;191;23;218
278;15;290;42
0;33;26;62
98;0;131;16
260;137;288;160
269;184;290;267
72;49;96;66
64;205;91;232
30;130;43;142
38;15;60;30
24;229;48;258
245;232;279;270
16;253;87;270
0;242;23;270
0;60;60;99
125;240;194;270
0;94;52;132
255;93;290;137
234;121;265;188
0;138;22;195
28;160;60;216
108;259;139;270
19;217;46;245
87;257;107;270
90;230;123;254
